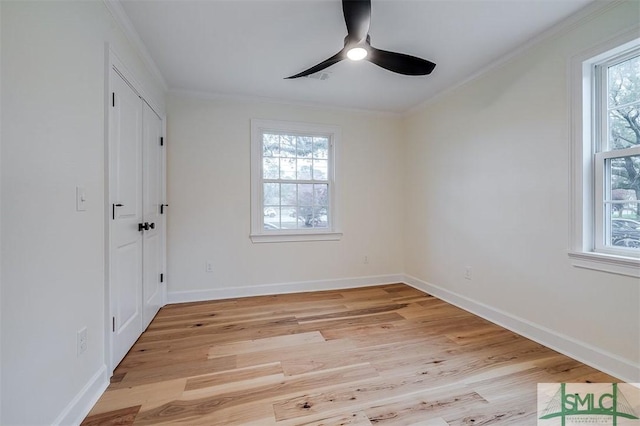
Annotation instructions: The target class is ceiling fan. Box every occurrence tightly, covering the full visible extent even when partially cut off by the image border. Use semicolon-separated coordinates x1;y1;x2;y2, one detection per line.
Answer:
286;0;436;79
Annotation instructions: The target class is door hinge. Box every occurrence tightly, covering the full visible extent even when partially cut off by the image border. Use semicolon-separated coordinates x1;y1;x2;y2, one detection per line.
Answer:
160;204;168;215
160;137;164;146
112;317;116;332
112;92;115;107
160;273;164;283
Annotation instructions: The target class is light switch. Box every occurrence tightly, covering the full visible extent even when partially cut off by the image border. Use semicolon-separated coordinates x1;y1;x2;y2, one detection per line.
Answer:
76;186;87;211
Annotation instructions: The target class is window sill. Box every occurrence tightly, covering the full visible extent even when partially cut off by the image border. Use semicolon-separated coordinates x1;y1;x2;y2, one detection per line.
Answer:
568;251;640;278
250;231;343;243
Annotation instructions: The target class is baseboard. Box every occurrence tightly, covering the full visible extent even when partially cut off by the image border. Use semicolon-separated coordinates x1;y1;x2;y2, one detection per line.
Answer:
53;364;109;426
403;274;640;383
167;274;405;304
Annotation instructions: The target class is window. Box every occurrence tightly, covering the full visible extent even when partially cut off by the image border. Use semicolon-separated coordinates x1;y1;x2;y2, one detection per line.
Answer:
594;52;640;254
250;119;342;243
570;33;640;277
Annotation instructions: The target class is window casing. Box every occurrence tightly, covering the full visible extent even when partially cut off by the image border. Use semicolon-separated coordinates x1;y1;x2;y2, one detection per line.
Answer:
250;119;342;243
569;32;640;277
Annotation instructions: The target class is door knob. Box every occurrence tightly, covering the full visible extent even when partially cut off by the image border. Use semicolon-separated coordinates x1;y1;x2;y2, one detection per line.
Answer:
148;222;155;230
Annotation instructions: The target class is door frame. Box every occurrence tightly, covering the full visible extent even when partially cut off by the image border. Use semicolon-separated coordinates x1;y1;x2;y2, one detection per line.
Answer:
105;47;167;374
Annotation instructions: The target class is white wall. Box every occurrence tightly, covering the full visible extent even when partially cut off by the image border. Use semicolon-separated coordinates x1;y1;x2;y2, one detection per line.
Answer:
166;94;405;299
403;1;640;381
1;1;164;424
1;1;638;424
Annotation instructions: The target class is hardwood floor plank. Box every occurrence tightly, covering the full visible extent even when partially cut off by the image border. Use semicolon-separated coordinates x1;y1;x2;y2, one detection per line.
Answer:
296;303;410;323
111;356;236;389
362;386;487;425
85;378;187;417
278;336;455;377
149;300;352;331
238;338;358;374
80;405;140;426
271;375;482;422
82;284;622;425
133;364;379;425
184;362;284;391
299;312;407;333
294;411;373;426
273;380;486;423
138;315;300;343
115;344;211;371
208;331;326;357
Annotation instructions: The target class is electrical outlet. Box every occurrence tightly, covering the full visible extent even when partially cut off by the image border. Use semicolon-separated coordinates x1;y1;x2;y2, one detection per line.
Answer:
464;266;472;280
77;327;87;356
205;261;214;273
363;255;369;264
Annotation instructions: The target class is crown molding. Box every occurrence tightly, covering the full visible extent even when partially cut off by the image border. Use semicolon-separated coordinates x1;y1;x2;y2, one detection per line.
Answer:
102;0;168;92
168;88;403;118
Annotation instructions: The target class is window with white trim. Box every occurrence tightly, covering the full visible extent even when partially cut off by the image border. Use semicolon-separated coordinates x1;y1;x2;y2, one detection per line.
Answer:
594;50;640;254
250;119;341;243
570;34;640;277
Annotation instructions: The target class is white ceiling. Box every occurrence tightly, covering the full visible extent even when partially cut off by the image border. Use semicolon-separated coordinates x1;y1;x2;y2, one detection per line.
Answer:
119;0;594;113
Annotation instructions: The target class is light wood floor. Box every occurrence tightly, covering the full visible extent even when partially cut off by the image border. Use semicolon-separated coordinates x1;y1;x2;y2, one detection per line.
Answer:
82;284;618;425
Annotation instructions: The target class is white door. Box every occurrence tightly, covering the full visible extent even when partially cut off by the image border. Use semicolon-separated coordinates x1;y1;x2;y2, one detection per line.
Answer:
142;101;164;329
110;72;144;367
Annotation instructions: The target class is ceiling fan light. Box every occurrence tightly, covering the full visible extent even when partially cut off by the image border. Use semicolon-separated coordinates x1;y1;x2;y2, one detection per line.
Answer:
347;47;368;61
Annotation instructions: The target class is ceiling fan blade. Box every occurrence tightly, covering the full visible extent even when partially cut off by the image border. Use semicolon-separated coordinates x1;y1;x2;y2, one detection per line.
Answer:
367;46;436;76
285;50;346;79
342;0;371;44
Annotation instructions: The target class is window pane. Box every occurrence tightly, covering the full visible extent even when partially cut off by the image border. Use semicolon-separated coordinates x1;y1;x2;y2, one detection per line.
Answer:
281;207;298;229
297;136;313;158
263;206;278;218
263;157;279;179
263;206;280;231
296;184;311;227
280;135;296;157
609;109;639;149
608;55;640;108
313;217;328;228
263;183;279;205
297;159;312;180
263;134;280;157
313;159;328;181
313;137;328;159
280;208;297;229
609;203;640;248
607;55;639;151
606;154;640;249
281;183;297;205
314;184;328;207
608;155;640;198
313;184;328;229
280;158;296;180
298;184;313;205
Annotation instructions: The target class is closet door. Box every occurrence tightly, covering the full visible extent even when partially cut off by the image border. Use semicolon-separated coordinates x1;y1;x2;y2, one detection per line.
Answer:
110;72;144;367
142;102;164;329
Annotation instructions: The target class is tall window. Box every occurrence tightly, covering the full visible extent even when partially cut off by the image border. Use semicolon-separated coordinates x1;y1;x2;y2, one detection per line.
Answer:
595;51;640;254
570;34;640;276
250;119;341;243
